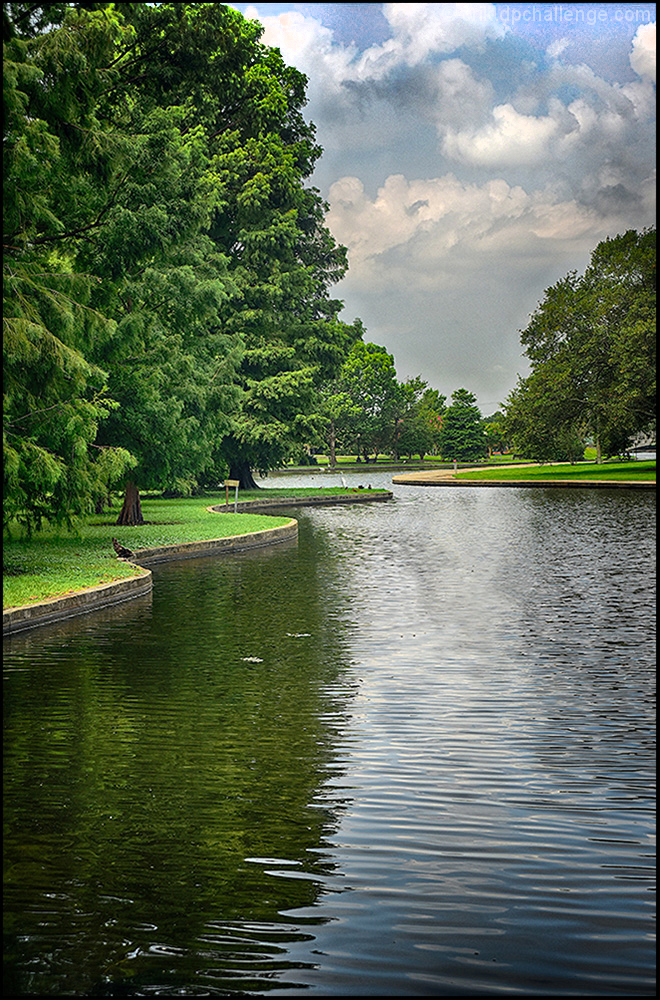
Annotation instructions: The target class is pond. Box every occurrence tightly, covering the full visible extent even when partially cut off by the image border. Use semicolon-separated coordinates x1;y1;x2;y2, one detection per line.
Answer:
3;472;656;996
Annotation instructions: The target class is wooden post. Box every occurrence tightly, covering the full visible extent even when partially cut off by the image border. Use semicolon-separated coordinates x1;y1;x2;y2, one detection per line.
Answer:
224;479;240;513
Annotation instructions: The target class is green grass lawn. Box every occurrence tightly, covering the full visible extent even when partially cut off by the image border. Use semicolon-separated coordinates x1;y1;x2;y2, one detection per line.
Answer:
3;486;391;609
3;495;289;609
454;460;656;482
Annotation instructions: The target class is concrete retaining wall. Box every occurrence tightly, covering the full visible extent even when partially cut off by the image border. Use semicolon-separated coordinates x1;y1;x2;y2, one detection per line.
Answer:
3;519;298;636
134;519;298;564
3;572;154;636
212;491;393;513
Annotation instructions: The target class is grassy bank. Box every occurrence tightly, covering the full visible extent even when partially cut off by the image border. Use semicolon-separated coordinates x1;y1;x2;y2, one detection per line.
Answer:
3;493;299;610
454;460;656;482
3;487;391;609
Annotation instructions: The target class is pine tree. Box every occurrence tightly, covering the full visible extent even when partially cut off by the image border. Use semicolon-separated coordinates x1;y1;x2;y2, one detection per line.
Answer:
437;389;486;463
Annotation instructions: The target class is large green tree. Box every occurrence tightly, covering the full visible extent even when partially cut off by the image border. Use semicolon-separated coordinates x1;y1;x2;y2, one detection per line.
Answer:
110;1;359;494
503;229;656;462
394;380;446;461
3;3;136;530
4;2;361;526
324;342;402;462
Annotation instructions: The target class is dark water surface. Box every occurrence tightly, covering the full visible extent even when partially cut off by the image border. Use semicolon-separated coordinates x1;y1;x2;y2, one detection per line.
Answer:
3;474;656;996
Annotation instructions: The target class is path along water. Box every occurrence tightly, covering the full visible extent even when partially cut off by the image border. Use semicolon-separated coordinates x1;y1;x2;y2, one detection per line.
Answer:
3;471;656;995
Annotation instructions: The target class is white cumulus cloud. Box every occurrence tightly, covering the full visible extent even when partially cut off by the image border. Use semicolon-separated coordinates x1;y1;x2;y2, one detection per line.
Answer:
234;3;655;407
630;22;656;82
246;2;505;90
442;103;559;167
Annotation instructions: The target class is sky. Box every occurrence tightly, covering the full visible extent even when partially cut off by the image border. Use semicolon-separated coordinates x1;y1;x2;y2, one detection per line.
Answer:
229;3;656;414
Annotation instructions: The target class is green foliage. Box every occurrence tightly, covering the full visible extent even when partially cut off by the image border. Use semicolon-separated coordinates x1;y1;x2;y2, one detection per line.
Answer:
395;381;446;460
111;2;356;488
482;412;509;456
437;388;486;462
324;342;403;459
3;5;137;530
3;2;360;520
503;229;656;461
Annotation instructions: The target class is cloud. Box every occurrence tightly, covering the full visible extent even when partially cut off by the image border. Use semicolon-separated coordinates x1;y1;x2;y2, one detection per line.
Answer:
442;102;559;167
250;1;505;92
326;173;621;284
246;7;356;97
252;3;655;203
325;167;654;403
237;3;655;407
630;22;656;82
432;58;494;129
357;2;505;74
547;37;570;60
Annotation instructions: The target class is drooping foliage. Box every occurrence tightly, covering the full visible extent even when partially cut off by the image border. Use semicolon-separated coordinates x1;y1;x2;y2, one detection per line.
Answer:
3;2;361;524
3;3;137;530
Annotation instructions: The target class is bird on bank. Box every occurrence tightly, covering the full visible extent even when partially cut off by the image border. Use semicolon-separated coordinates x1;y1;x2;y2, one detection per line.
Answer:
112;538;134;560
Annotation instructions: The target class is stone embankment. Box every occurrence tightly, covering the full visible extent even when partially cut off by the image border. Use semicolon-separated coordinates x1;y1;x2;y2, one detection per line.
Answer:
3;520;298;636
212;490;393;513
3;490;393;635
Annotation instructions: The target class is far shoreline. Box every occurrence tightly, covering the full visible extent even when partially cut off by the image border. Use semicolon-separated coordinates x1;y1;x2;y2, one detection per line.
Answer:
392;461;655;489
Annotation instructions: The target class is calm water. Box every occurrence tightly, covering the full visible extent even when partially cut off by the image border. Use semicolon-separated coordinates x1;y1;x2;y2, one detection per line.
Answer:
3;473;656;996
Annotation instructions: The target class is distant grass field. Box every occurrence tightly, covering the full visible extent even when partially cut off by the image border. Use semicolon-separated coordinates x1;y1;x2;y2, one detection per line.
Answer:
454;460;656;482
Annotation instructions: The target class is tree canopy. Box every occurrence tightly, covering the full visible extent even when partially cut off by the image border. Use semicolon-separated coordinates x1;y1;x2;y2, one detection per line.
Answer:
437;388;486;462
3;3;137;529
3;2;361;523
503;229;656;462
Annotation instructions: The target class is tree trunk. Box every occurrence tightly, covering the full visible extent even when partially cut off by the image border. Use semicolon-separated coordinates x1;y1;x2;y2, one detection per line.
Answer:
229;461;259;491
116;481;144;526
95;492;112;515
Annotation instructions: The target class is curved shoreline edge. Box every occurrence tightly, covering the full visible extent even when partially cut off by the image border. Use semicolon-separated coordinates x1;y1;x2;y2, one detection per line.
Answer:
392;469;655;489
392;477;655;489
3;491;394;636
216;490;393;513
3;519;298;637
